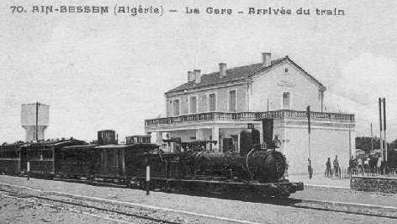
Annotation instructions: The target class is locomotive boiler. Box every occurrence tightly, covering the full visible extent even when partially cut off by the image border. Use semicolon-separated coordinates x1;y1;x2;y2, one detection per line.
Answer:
177;148;287;183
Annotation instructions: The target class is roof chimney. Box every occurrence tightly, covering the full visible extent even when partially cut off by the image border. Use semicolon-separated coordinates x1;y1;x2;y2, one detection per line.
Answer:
219;63;227;78
262;52;271;67
187;71;195;82
194;69;201;83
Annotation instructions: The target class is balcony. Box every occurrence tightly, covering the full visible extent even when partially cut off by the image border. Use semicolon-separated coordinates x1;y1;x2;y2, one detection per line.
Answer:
144;110;355;130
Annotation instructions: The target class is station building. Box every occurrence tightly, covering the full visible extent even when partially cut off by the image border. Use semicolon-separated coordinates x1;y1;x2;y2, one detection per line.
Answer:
144;53;355;175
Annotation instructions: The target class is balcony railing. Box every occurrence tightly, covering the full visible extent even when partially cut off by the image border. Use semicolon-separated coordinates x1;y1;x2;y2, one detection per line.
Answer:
145;110;355;128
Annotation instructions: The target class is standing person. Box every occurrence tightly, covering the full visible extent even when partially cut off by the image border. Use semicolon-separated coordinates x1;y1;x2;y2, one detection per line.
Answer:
333;155;339;177
271;135;281;149
364;157;370;174
325;158;331;177
357;157;363;175
308;158;313;179
348;156;354;175
377;156;382;175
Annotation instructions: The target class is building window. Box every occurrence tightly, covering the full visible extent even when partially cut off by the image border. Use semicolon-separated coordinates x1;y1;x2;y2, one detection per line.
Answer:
189;96;197;113
209;93;216;112
173;99;180;116
231;135;238;152
229;90;237;112
282;92;290;109
202;95;207;112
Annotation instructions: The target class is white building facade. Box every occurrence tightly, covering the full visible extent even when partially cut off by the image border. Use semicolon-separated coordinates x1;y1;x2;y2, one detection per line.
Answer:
145;53;355;175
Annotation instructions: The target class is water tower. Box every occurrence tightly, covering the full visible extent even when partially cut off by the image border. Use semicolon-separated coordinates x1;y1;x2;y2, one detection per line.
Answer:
21;102;49;142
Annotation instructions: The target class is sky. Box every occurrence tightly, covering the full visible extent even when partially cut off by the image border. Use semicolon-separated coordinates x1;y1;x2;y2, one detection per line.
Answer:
1;0;396;143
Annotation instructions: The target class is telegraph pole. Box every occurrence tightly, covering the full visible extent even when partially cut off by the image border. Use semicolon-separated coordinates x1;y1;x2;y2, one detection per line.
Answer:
383;98;387;162
35;102;39;142
306;106;312;179
370;123;374;152
306;106;311;159
378;98;383;159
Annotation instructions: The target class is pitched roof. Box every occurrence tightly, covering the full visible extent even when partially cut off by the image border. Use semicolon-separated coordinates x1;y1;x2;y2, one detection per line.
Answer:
166;56;325;94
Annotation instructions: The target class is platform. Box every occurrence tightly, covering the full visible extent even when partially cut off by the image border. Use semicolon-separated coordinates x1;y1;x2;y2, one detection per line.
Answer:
288;174;350;189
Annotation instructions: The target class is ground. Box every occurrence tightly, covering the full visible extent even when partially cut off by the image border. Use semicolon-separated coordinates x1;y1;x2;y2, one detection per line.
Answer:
0;194;117;224
0;175;396;224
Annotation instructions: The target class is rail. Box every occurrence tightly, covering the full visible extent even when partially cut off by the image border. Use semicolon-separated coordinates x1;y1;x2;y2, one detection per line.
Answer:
145;110;355;128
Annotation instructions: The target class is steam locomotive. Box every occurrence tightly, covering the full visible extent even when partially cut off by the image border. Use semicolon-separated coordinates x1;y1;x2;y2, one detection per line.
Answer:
0;130;303;198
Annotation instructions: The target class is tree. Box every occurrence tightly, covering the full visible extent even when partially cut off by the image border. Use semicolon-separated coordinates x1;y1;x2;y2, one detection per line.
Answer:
355;136;380;153
390;139;397;150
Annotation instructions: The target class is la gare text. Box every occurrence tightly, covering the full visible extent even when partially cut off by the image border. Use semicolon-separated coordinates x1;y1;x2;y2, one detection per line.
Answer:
186;7;345;16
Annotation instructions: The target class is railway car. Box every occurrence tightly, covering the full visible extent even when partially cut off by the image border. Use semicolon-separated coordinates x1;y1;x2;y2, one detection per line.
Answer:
53;131;160;182
55;144;97;178
91;130;158;180
94;143;158;179
0;142;24;175
20;138;86;177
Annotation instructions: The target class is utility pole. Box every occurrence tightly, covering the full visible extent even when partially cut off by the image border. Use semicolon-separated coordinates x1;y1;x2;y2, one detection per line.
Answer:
379;98;383;160
383;98;387;162
35;102;39;142
306;106;311;159
306;106;312;179
370;123;374;152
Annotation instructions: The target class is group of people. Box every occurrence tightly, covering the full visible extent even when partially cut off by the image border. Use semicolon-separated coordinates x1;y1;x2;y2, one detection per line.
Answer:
325;155;341;178
314;154;390;179
349;155;386;175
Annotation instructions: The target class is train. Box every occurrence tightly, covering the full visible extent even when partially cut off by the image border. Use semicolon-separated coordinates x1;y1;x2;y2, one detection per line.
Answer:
0;130;303;198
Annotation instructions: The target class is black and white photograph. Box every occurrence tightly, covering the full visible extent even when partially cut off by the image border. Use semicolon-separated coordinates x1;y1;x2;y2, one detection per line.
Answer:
0;0;396;223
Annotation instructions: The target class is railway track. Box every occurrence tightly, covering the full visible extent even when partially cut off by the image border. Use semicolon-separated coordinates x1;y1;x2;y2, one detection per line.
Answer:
0;182;262;224
0;180;396;223
51;177;397;219
1;193;140;224
0;188;182;224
